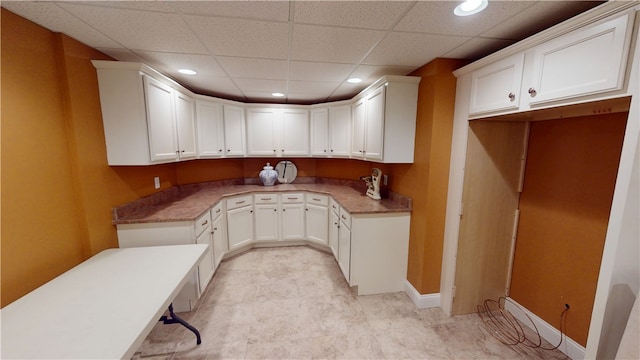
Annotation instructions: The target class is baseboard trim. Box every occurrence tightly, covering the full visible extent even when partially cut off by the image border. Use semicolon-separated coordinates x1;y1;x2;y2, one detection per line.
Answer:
505;297;585;360
404;280;440;309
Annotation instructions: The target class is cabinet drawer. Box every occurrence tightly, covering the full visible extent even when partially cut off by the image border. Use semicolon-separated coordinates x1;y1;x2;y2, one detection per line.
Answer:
281;193;304;203
329;197;340;214
254;193;278;204
306;193;328;206
339;208;352;229
211;202;223;221
194;211;211;236
226;194;253;210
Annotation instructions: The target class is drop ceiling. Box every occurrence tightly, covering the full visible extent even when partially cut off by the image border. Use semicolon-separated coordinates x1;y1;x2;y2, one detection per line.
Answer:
2;1;604;104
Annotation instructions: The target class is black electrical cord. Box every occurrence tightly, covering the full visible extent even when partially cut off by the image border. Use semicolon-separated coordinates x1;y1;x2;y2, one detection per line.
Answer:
477;297;569;351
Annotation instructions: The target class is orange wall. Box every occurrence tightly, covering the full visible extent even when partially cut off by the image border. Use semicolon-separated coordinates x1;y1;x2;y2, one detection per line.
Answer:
510;114;627;346
1;9;179;307
1;9;462;306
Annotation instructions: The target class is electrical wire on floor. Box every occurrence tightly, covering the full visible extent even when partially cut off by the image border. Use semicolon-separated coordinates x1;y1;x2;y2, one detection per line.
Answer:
476;297;569;351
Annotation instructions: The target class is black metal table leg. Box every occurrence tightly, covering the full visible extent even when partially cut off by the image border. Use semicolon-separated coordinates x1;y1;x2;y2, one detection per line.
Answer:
159;303;202;345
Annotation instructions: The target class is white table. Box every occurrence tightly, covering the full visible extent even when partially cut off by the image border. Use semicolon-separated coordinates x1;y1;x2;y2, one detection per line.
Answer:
1;244;208;359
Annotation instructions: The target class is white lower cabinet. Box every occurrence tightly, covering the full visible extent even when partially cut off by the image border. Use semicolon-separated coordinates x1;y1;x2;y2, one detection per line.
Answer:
115;210;215;312
329;208;340;258
305;194;329;245
337;209;352;282
254;194;280;242
226;194;254;251
281;194;305;240
211;202;227;270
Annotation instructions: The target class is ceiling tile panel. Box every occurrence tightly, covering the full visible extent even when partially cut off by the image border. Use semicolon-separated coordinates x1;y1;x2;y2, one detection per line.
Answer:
169;1;290;21
216;57;289;80
2;2;122;49
58;3;208;54
289;61;356;82
133;51;226;77
443;37;516;61
292;1;413;30
395;1;534;36
364;32;469;67
185;15;290;60
291;24;384;63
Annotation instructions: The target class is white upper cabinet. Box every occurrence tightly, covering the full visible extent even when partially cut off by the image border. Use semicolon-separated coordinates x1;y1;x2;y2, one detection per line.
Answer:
93;61;418;165
466;10;635;118
195;100;225;158
310;107;330;156
526;12;633;106
351;77;420;163
174;91;197;160
469;54;524;115
329;105;351;157
311;105;351;157
223;105;246;157
93;61;196;165
246;107;309;157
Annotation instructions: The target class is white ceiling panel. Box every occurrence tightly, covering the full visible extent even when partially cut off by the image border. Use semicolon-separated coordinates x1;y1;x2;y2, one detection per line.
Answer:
291;24;384;63
217;57;289;80
289;61;356;82
58;3;208;54
185;15;290;59
2;0;605;104
364;32;469;67
292;1;414;30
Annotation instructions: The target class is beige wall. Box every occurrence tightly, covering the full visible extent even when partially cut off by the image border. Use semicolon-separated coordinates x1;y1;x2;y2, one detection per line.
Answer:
1;9;461;306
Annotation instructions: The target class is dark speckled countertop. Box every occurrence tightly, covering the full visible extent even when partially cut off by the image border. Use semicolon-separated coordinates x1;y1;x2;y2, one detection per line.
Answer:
113;178;412;225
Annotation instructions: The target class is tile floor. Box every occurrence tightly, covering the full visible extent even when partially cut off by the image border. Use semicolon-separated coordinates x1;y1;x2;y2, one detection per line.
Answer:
134;246;569;359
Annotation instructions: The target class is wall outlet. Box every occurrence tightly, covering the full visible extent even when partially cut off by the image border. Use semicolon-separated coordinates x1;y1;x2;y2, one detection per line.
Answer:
383;174;388;186
154;176;160;189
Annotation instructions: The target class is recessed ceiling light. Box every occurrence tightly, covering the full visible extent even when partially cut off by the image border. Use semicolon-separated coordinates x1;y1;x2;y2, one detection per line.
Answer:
178;69;197;75
272;92;285;97
454;0;488;16
347;78;362;84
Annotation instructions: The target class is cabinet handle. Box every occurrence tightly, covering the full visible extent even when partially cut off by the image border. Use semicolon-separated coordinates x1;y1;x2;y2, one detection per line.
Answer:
236;200;245;204
287;197;297;200
260;197;272;201
341;215;347;220
201;220;208;226
528;87;537;97
216;209;221;214
508;92;515;101
312;198;321;201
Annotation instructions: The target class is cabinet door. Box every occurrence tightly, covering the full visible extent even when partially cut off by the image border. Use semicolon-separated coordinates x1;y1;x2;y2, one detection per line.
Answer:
306;203;328;245
310;108;329;156
175;91;197;160
469;53;524;115
227;206;254;250
329;105;351;157
195;229;214;293
196;100;225;158
281;109;309;156
143;76;178;162
211;213;226;270
281;203;305;240
364;86;385;160
246;108;277;156
338;219;351;282
255;203;280;241
329;210;339;258
351;99;366;158
223;105;246;157
528;13;632;105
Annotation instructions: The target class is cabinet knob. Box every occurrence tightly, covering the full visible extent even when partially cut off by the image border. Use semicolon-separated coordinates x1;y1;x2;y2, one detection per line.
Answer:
227;149;231;152
528;87;537;97
274;208;277;212
273;149;276;152
330;149;334;152
508;92;515;101
219;149;223;152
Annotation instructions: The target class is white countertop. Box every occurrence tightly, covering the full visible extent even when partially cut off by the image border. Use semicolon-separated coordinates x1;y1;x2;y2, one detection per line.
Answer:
1;244;208;359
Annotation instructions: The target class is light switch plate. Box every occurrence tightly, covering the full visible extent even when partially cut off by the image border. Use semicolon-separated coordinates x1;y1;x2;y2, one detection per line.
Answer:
154;176;160;189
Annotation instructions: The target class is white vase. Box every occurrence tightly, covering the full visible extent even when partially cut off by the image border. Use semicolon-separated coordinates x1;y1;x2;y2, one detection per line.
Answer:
259;163;278;186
